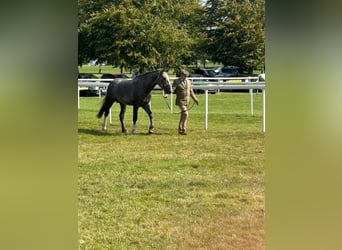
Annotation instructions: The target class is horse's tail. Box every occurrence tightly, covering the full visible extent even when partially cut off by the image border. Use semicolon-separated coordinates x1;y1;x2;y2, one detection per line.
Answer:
96;82;114;119
96;101;106;118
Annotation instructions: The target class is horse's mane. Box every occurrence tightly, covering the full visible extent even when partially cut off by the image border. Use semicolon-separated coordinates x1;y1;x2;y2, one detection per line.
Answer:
134;70;161;79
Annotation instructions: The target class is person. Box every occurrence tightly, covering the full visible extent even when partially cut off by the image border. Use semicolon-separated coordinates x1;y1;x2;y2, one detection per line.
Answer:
172;69;199;135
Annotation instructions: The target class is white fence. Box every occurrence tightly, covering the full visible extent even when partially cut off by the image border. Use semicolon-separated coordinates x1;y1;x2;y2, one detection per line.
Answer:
78;77;266;132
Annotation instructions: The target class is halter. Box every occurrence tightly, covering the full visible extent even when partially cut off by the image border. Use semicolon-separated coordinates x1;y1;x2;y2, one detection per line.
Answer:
156;71;169;90
157;71;171;97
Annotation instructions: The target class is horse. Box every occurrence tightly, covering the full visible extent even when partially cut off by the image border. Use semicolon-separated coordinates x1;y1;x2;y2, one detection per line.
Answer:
96;70;172;134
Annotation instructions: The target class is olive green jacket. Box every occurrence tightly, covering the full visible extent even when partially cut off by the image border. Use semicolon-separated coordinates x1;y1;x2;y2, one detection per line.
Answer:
172;78;198;106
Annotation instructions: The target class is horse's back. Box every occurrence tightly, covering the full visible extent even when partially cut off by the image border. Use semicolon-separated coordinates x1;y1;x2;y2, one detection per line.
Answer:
108;79;132;91
105;72;157;106
107;79;138;105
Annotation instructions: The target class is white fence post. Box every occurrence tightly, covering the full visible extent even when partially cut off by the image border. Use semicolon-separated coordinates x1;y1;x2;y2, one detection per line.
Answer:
205;89;208;130
249;88;254;116
262;89;266;132
170;92;173;113
78;86;80;109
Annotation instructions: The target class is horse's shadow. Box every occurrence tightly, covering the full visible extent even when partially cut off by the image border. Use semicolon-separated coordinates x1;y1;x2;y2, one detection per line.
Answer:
78;128;115;136
78;128;171;136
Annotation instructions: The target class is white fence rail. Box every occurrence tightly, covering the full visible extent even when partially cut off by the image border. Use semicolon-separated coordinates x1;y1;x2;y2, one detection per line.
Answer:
78;77;265;132
190;82;265;132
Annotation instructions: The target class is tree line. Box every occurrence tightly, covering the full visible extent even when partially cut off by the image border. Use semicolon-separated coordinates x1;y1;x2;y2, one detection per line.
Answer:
78;0;265;73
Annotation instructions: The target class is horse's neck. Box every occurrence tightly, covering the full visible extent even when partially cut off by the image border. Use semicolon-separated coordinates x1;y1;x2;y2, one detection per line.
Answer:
142;71;159;91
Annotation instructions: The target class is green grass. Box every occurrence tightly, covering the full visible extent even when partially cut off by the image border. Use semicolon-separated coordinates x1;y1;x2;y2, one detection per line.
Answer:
78;92;265;249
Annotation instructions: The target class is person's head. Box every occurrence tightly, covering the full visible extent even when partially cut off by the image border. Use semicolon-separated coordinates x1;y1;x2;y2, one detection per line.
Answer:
180;69;189;80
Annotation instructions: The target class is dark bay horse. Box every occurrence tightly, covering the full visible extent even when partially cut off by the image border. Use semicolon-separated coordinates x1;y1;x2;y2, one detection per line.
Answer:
97;70;172;134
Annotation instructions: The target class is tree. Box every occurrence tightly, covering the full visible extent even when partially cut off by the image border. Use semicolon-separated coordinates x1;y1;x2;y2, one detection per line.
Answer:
78;0;202;70
204;0;265;71
78;0;265;71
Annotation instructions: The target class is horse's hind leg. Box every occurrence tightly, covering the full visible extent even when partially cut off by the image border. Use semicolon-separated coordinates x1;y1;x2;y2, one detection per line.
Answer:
132;106;139;134
119;103;127;134
102;101;115;130
102;116;107;130
142;102;154;134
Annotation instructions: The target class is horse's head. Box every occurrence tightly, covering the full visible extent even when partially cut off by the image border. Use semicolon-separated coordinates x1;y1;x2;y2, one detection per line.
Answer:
158;71;172;98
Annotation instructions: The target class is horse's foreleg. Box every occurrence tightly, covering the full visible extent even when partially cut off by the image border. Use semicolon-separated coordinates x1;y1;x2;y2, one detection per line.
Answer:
119;103;127;134
143;103;154;134
132;106;139;134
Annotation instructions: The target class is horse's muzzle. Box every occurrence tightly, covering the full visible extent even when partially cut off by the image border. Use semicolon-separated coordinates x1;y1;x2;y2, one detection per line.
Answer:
162;86;171;98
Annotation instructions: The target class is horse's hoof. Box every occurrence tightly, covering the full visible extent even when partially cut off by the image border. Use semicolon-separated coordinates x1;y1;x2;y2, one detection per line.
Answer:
148;130;154;134
102;123;107;130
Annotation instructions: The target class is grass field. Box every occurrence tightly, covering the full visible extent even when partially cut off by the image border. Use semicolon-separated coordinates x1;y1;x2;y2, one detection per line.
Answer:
78;91;265;249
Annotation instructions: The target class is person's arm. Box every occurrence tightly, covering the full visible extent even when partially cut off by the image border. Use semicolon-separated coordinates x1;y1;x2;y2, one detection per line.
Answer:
189;81;199;105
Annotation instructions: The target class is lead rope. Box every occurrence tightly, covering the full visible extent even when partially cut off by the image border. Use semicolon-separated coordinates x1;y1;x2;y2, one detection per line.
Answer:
164;98;196;114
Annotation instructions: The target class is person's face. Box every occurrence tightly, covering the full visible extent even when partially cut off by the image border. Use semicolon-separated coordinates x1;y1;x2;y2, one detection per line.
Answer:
181;73;186;80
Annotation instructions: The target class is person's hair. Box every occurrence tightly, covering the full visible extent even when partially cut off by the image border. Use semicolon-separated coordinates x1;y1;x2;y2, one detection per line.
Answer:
180;69;189;76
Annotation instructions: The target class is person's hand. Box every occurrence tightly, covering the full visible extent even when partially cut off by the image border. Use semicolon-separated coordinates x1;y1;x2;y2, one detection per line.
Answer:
195;99;199;105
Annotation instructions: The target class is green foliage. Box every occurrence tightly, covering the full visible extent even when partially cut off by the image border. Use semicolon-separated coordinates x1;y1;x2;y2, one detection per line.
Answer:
205;0;265;70
78;0;199;69
78;92;265;248
78;0;265;71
